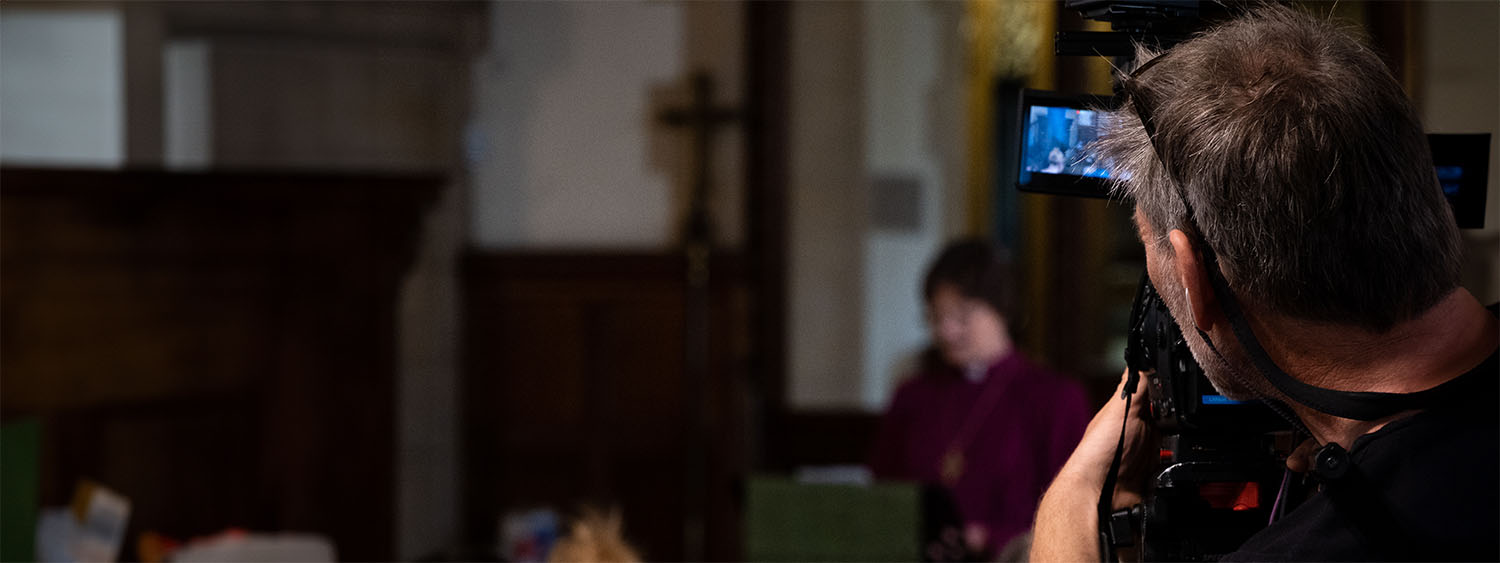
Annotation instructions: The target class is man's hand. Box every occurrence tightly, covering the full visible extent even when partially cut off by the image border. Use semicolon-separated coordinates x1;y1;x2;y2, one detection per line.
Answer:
1065;368;1156;505
1031;368;1155;562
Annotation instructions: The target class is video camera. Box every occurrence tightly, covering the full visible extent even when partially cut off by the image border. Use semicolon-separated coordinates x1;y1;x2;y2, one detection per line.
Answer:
1115;274;1303;561
1015;1;1491;560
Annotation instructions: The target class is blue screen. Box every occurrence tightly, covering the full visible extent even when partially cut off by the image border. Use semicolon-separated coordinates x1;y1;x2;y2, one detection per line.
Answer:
1436;165;1465;196
1020;105;1110;183
1201;395;1248;405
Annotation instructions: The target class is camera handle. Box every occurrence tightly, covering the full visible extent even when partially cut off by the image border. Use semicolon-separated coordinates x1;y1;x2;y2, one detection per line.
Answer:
1105;505;1144;549
1097;367;1143;561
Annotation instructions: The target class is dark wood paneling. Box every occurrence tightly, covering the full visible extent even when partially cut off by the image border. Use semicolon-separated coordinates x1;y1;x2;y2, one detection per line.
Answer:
461;251;749;561
0;166;441;561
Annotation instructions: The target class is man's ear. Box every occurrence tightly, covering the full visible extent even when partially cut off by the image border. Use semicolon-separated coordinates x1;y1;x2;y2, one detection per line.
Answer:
1168;229;1219;331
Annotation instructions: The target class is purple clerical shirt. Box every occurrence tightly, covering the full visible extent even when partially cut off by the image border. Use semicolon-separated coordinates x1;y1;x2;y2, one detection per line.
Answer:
869;351;1091;554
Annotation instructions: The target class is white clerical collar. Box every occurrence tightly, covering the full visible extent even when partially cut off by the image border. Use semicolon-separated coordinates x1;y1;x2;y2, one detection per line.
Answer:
963;364;988;383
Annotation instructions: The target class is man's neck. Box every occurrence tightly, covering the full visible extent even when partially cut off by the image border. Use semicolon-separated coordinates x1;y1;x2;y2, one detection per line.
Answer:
1244;289;1498;448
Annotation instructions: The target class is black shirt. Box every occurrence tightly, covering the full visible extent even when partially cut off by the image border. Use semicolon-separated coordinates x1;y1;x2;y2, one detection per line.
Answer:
1223;349;1499;561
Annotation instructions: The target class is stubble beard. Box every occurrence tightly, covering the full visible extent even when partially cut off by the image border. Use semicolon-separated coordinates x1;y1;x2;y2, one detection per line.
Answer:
1179;320;1263;401
1149;257;1265;402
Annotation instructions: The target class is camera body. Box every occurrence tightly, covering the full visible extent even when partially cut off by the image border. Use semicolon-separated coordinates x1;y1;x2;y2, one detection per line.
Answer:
1122;276;1299;561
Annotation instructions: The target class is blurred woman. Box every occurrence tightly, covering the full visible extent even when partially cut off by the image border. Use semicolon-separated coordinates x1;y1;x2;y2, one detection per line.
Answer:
870;238;1090;560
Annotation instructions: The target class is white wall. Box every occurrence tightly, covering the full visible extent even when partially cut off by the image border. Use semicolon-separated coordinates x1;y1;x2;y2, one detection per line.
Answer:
786;2;868;410
467;1;684;249
1421;2;1500;303
0;8;124;167
785;2;962;411
860;1;948;410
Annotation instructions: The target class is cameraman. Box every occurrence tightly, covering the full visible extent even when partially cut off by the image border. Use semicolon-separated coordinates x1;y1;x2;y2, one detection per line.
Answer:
1032;5;1499;561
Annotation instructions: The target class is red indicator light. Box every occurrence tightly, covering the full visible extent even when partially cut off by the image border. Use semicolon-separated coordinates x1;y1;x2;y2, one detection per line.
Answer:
1199;482;1261;511
1233;482;1260;511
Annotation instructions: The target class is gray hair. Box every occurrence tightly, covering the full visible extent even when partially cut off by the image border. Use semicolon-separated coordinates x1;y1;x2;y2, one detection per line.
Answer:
1094;5;1462;331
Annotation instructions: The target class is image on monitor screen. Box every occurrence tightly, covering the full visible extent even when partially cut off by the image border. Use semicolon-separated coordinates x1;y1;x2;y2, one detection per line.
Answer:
1020;105;1110;185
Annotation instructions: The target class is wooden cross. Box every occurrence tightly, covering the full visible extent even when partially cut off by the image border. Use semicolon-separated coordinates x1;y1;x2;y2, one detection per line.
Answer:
656;69;740;562
657;70;740;247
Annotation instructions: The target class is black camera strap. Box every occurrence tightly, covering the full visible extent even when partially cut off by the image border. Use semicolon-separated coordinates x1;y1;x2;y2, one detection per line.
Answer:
1097;368;1140;561
1193;244;1483;421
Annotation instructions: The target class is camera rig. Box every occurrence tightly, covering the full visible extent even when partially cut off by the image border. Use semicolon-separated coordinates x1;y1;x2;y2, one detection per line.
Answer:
1056;0;1219;56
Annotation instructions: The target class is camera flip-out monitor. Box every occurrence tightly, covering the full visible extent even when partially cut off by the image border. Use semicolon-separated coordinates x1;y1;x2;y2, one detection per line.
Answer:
1016;89;1117;199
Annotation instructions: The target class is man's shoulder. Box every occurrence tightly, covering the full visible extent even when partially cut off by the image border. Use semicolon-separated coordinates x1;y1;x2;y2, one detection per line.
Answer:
1226;396;1499;561
1222;494;1362;562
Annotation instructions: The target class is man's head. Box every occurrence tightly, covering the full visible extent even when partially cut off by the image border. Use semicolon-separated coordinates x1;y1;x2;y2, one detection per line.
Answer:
1095;6;1463;396
923;239;1014;370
